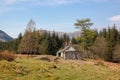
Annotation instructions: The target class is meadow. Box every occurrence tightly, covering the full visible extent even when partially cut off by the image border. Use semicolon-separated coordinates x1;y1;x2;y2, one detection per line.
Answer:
0;55;120;80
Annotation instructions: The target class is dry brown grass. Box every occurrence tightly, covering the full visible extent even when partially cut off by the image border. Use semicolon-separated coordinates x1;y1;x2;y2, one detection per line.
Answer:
58;58;120;71
93;59;120;71
17;54;120;71
0;51;16;61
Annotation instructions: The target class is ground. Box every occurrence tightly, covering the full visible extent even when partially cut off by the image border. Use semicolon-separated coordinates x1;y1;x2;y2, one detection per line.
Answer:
0;55;120;80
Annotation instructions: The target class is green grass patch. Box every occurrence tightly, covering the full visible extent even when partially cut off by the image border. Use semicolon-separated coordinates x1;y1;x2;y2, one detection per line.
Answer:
0;57;120;80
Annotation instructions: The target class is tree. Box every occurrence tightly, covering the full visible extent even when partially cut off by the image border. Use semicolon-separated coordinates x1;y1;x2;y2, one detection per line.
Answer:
38;31;48;54
74;18;93;30
74;18;94;52
106;25;118;61
97;25;120;61
38;31;63;55
102;28;107;38
113;44;120;63
18;19;39;55
91;37;108;59
71;37;78;44
26;19;36;32
18;33;22;43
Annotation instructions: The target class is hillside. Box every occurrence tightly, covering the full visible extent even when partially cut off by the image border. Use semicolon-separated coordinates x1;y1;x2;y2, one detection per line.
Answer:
0;30;13;42
0;55;120;80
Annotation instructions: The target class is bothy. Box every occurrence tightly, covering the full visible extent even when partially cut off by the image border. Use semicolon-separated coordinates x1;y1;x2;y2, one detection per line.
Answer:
56;45;83;60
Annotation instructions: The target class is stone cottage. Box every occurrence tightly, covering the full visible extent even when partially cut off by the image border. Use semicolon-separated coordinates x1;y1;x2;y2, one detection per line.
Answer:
56;45;83;60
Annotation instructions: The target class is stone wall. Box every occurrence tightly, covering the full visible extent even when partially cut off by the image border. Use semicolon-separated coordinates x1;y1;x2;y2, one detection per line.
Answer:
64;51;83;60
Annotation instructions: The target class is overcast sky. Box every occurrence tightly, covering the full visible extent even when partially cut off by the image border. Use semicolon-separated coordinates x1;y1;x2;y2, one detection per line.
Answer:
0;0;120;38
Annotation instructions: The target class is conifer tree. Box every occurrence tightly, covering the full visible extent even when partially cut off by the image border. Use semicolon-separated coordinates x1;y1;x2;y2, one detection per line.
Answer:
74;18;96;51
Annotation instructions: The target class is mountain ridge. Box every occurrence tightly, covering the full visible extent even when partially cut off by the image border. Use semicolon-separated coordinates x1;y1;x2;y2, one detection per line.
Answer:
0;30;13;42
39;29;80;38
0;29;80;42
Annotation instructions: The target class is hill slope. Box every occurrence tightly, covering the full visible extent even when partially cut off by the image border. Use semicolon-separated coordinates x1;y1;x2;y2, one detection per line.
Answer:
0;30;13;42
0;56;120;80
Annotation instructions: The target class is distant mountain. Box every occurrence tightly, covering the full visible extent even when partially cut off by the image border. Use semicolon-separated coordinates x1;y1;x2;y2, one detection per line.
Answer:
39;29;80;38
0;30;13;42
66;31;80;38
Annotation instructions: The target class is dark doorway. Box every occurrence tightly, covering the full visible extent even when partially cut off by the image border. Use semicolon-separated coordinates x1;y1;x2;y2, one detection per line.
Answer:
58;53;61;57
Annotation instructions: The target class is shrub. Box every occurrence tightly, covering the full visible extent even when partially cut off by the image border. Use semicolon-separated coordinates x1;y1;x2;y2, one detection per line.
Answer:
91;37;108;60
0;51;16;61
95;59;106;66
113;44;120;63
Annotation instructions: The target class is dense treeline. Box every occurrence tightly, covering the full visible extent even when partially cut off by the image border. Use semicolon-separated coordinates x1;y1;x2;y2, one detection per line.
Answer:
95;26;120;62
0;33;22;52
74;18;120;63
18;30;69;55
0;19;120;63
0;20;70;56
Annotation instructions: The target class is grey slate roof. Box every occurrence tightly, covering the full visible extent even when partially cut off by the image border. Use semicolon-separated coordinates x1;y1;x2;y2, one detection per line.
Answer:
57;45;76;53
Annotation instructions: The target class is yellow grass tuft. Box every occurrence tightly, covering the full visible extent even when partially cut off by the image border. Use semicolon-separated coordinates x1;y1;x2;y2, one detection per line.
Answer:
0;51;16;61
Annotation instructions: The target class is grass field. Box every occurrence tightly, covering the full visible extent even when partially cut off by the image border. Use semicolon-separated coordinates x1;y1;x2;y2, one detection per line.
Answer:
0;55;120;80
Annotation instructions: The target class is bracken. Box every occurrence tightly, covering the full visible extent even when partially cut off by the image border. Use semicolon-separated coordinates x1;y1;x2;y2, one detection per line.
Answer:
0;51;16;61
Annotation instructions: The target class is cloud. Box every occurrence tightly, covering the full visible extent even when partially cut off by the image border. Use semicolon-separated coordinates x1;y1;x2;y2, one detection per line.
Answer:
0;0;109;6
86;0;108;2
3;0;18;5
9;32;17;38
0;0;109;14
1;0;80;6
109;15;120;22
1;0;33;5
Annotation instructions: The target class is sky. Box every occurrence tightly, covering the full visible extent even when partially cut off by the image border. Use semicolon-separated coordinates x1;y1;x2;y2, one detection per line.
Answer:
0;0;120;38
